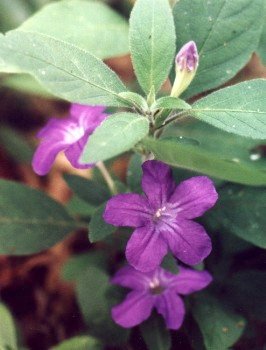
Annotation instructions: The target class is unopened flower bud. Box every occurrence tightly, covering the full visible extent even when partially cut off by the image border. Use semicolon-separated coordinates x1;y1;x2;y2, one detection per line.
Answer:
171;41;199;98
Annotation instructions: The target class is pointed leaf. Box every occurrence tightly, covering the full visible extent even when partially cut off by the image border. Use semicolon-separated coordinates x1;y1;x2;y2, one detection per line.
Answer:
173;0;264;98
81;113;149;163
0;31;127;106
129;0;176;94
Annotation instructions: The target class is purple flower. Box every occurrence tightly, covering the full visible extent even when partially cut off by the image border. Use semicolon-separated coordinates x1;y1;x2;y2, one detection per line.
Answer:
104;160;218;272
32;104;107;175
176;41;199;72
171;41;199;98
111;265;212;329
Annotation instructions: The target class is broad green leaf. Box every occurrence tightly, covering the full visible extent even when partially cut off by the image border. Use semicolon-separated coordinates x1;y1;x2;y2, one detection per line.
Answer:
2;74;52;97
140;314;171;350
62;251;108;281
118;91;148;111
151;96;191;111
89;203;116;243
0;31;127;106
143;137;266;186
163;119;266;182
191;80;266;139
0;303;18;350
66;195;95;218
52;336;102;350
64;175;109;206
127;153;143;193
77;267;129;344
129;0;176;94
0;0;32;32
192;293;246;350
210;184;266;248
173;0;264;98
257;7;266;64
81;113;149;163
226;270;266;321
0;125;33;163
19;0;129;59
0;179;78;254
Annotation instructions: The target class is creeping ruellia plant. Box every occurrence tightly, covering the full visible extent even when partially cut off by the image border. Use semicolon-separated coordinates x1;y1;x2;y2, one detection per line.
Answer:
0;0;265;349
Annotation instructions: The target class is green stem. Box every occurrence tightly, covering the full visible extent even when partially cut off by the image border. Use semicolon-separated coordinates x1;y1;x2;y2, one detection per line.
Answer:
96;161;118;195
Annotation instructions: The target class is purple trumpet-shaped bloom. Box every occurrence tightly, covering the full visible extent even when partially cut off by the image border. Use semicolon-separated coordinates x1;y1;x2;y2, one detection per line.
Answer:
104;160;218;272
176;40;199;72
111;265;212;329
32;104;107;175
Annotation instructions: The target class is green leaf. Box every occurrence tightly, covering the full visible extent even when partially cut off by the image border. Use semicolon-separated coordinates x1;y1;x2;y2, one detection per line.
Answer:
19;0;129;59
151;96;191;111
210;184;266;248
142;137;266;186
2;74;52;97
140;314;171;350
173;0;264;98
0;0;32;32
62;251;108;282
81;113;149;163
64;175;109;206
0;31;127;106
226;270;266;321
89;203;116;243
51;336;102;350
118;91;148;111
0;303;18;350
129;0;176;94
127;153;143;193
77;267;129;344
191;79;266;139
161;253;179;274
257;19;266;64
0;179;78;254
163;119;266;183
0;125;34;163
66;195;95;218
192;293;246;350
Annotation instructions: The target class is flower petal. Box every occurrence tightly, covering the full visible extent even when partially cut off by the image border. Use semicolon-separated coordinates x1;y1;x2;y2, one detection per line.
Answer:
126;226;168;272
161;219;212;266
170;266;212;295
103;194;151;227
64;133;93;169
141;160;176;209
70;104;107;132
155;290;185;330
169;176;218;219
112;291;154;328
32;140;67;176
112;265;152;291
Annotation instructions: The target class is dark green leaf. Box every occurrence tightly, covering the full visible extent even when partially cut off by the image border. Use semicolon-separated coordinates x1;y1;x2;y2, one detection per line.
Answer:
192;293;246;350
210;184;266;248
64;175;109;206
62;251;108;282
161;253;179;274
0;179;78;254
140;314;171;350
191;80;266;139
142;137;266;186
81;113;149;163
77;267;129;344
127;153;143;193
129;0;176;94
173;0;264;98
89;203;116;243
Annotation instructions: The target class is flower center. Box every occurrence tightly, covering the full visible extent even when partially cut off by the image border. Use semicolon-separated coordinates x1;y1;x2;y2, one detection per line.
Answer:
65;124;85;143
154;206;167;220
149;278;165;295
